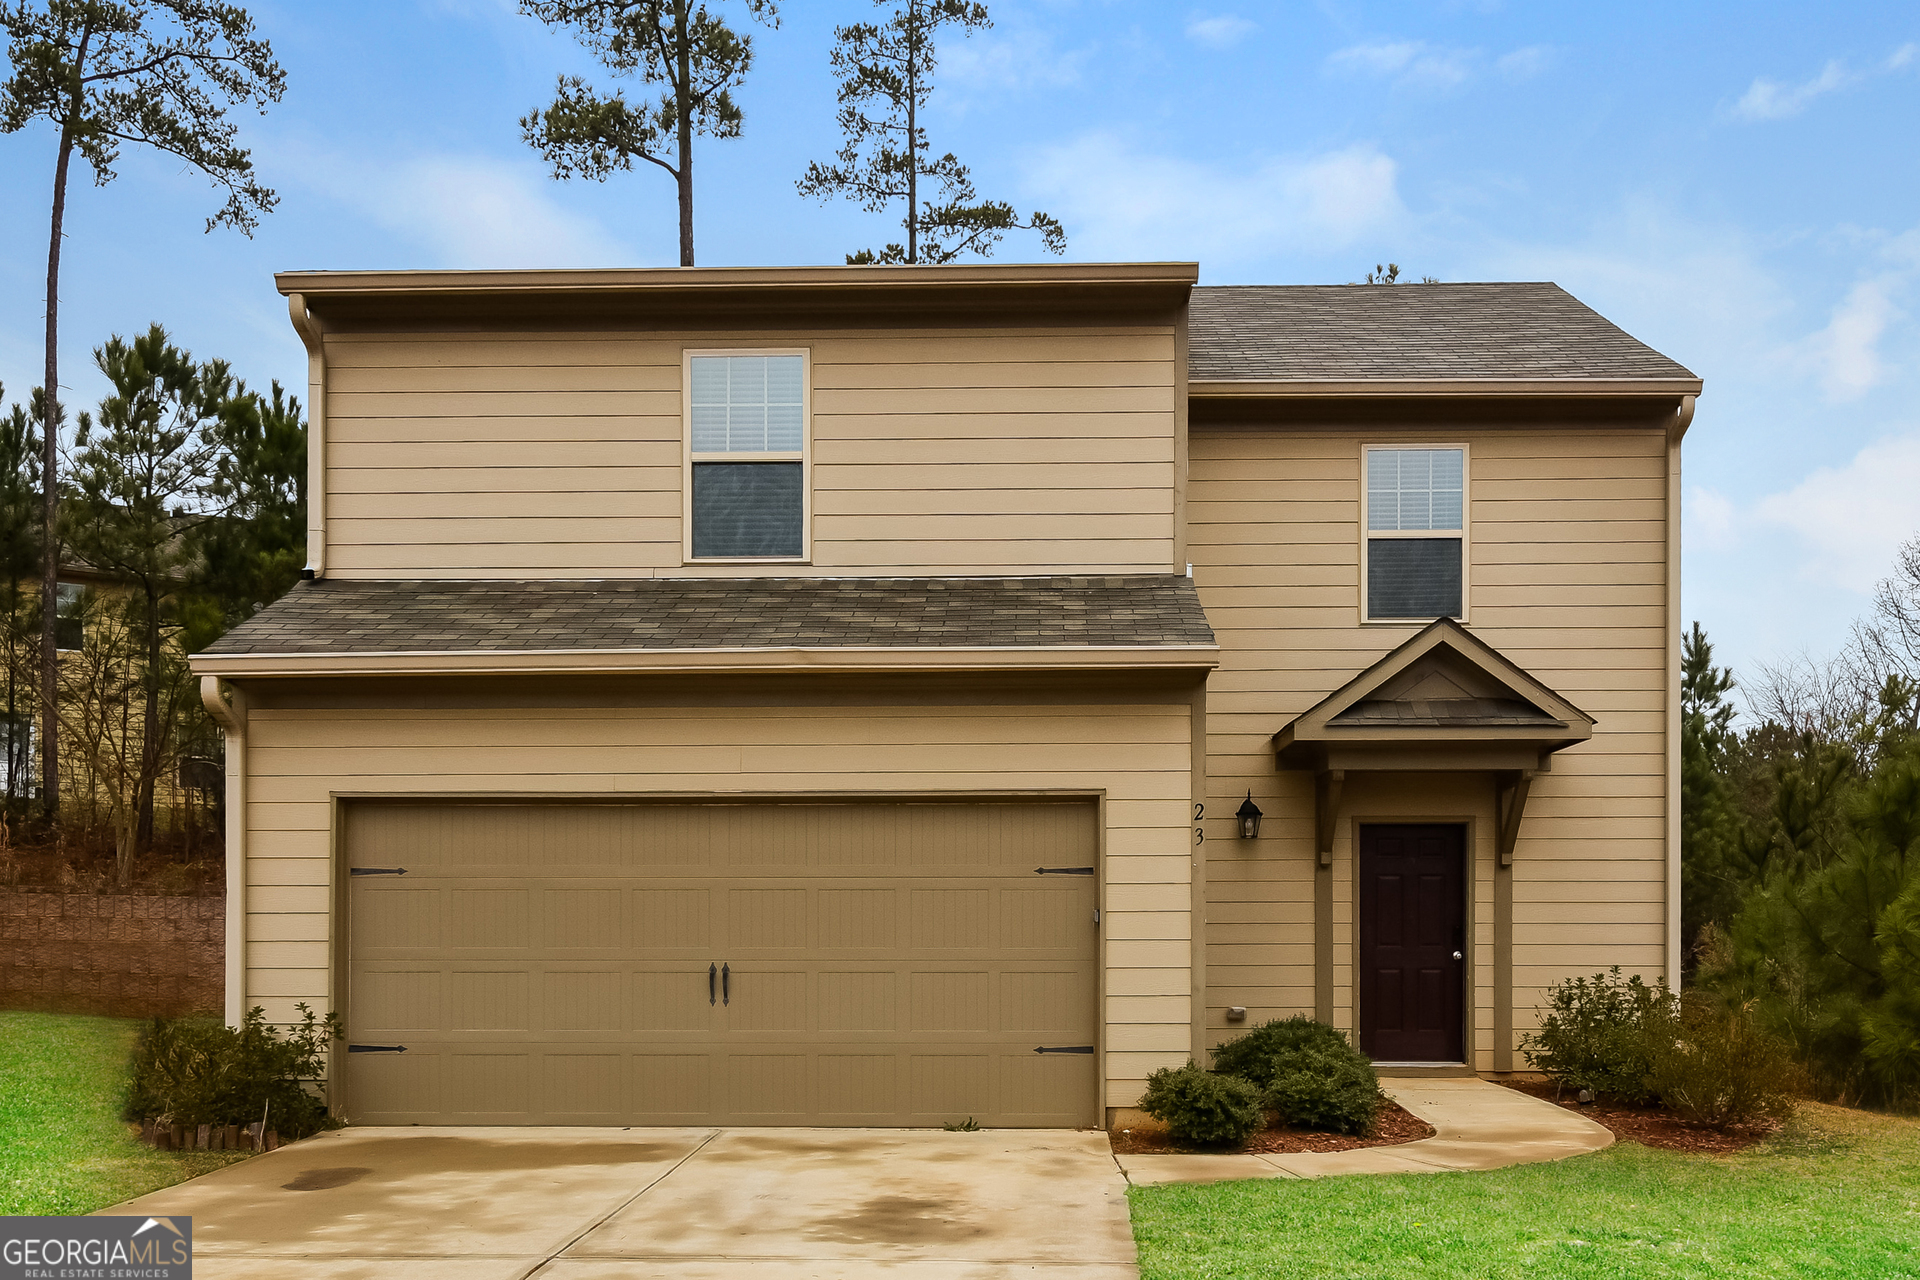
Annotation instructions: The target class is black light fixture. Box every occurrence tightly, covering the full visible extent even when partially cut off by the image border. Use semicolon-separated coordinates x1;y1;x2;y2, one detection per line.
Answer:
1236;791;1263;840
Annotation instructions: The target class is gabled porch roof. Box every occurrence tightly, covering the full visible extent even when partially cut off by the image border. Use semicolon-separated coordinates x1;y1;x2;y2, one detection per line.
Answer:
1273;617;1593;773
1271;619;1596;866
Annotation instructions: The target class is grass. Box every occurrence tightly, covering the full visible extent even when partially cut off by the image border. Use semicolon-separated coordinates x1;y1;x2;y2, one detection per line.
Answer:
1129;1102;1920;1279
0;1011;251;1215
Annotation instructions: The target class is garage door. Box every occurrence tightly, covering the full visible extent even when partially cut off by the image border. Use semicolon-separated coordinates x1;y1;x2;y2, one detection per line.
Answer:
343;800;1099;1127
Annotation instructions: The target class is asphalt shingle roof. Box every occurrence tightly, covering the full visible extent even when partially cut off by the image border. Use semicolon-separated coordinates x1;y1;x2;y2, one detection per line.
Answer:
202;575;1217;656
1188;282;1697;383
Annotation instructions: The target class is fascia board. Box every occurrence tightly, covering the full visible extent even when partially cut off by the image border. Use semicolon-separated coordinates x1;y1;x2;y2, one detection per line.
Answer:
189;643;1221;679
1190;377;1704;398
1277;619;1595;743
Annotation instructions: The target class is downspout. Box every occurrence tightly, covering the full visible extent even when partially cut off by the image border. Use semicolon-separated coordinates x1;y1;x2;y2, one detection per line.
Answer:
1665;394;1695;990
200;676;249;1027
287;293;327;578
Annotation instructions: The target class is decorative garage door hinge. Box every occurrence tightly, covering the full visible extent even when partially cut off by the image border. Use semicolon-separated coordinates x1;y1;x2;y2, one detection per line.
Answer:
348;1044;408;1053
1032;1045;1095;1054
350;867;408;876
1033;866;1094;875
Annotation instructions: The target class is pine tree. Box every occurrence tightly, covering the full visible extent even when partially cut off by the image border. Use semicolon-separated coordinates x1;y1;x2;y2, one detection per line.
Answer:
0;388;42;813
798;0;1064;265
1;0;285;825
62;326;224;875
520;0;778;266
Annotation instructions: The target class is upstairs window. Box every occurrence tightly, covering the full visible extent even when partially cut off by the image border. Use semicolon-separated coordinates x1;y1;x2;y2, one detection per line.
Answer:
55;582;85;651
1364;446;1466;621
686;351;808;560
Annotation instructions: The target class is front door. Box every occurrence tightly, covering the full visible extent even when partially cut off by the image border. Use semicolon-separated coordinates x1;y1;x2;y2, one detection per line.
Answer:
1357;824;1466;1063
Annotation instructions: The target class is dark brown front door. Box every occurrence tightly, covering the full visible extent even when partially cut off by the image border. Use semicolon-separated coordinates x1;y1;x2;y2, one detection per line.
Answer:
1358;824;1466;1062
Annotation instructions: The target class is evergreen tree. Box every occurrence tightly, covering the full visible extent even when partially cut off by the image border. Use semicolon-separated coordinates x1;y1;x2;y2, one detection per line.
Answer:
798;0;1064;265
0;388;42;811
1681;623;1744;956
62;326;223;872
520;0;778;266
1;0;286;824
181;380;305;655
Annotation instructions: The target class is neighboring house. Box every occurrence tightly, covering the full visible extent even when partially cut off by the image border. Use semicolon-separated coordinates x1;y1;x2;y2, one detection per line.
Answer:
190;264;1697;1128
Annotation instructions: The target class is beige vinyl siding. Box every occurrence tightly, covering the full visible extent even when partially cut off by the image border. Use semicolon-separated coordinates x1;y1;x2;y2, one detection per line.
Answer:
1191;425;1669;1070
238;690;1196;1110
321;328;1178;578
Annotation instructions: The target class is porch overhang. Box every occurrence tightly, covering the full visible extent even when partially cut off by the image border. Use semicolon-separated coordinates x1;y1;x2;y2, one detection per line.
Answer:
1271;618;1595;866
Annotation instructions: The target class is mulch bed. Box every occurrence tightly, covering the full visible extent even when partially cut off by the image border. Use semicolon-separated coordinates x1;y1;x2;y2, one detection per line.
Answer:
1109;1101;1436;1156
1495;1077;1780;1154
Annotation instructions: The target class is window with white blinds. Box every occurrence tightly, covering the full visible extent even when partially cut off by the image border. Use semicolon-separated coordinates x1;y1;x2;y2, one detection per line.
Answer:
686;352;808;559
1364;446;1466;621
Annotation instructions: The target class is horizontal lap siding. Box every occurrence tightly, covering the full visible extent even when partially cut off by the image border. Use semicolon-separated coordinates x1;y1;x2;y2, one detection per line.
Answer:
1190;426;1670;1069
322;328;1178;578
240;698;1196;1109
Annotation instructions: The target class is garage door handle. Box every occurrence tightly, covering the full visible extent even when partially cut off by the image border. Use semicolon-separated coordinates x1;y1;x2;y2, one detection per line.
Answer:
348;1044;408;1053
709;963;717;1006
722;962;730;1006
1034;866;1094;876
1033;1045;1094;1054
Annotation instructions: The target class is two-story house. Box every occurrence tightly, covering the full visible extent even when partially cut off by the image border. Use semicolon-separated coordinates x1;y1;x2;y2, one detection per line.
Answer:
190;263;1696;1129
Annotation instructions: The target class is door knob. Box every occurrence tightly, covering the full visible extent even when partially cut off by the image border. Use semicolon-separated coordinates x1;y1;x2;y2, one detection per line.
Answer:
1452;951;1463;960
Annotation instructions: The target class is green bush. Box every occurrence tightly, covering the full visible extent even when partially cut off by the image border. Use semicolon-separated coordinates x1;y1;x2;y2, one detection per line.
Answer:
1138;1061;1264;1146
1210;1016;1355;1090
125;1004;343;1140
1521;968;1672;1104
1262;1045;1385;1136
1646;995;1800;1127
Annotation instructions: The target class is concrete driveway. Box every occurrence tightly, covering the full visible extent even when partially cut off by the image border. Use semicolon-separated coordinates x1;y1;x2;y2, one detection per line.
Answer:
107;1126;1138;1279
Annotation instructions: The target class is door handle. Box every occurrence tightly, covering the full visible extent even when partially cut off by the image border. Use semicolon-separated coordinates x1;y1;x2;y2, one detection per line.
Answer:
722;962;730;1006
1452;951;1464;961
709;962;717;1006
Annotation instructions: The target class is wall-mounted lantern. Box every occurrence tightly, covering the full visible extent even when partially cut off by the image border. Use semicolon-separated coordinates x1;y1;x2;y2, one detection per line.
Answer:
1236;791;1263;840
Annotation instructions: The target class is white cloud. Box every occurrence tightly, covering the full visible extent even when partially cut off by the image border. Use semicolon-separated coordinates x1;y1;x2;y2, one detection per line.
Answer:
942;30;1091;94
302;151;631;268
1185;14;1257;49
1495;45;1551;81
1688;486;1739;552
1021;134;1404;264
1807;280;1902;400
1732;60;1858;121
1757;435;1920;591
1325;40;1541;91
1328;40;1475;91
1731;44;1916;121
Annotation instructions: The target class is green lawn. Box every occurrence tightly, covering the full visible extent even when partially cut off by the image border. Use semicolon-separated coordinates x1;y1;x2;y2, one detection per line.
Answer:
0;1011;251;1215
1130;1103;1920;1279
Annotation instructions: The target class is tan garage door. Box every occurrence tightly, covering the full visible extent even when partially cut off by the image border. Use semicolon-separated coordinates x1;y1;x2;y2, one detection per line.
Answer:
344;800;1098;1127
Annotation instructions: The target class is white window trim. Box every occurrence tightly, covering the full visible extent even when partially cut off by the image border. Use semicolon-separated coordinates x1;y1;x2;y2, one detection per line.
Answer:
682;346;813;564
1358;442;1470;625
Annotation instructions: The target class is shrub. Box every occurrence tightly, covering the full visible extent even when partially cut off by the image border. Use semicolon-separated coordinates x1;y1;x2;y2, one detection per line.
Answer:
1521;968;1672;1104
125;1003;343;1140
1210;1016;1355;1090
1138;1061;1264;1146
1261;1044;1385;1136
1646;995;1800;1128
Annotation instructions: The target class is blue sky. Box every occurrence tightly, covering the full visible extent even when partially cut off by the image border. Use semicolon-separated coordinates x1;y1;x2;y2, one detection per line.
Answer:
2;0;1916;689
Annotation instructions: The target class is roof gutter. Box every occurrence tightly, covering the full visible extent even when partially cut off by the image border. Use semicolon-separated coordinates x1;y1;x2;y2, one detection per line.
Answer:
199;677;249;1027
1190;377;1704;399
286;293;326;578
190;642;1222;680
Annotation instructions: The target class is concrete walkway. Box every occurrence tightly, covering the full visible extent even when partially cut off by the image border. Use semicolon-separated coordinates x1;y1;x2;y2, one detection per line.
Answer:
1116;1077;1613;1187
107;1127;1136;1279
